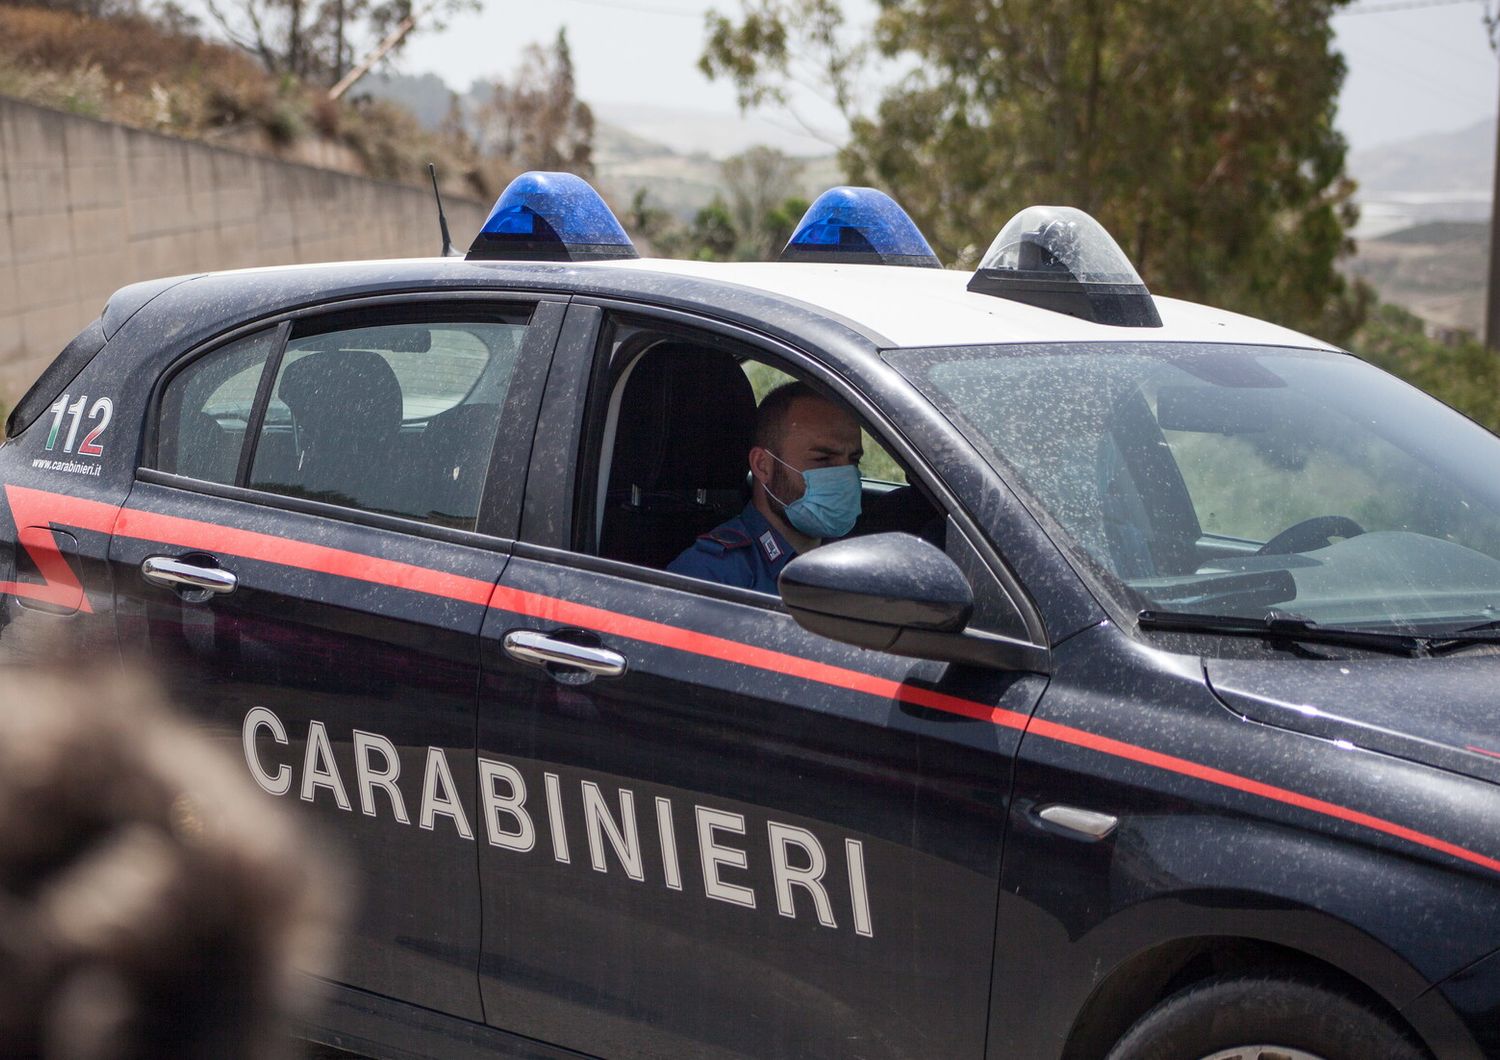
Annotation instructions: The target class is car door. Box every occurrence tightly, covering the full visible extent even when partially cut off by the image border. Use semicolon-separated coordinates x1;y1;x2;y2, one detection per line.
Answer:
473;305;1048;1058
110;296;565;1019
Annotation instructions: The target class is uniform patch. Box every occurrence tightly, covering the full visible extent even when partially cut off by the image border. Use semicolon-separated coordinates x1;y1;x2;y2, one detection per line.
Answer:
759;531;782;561
698;528;752;556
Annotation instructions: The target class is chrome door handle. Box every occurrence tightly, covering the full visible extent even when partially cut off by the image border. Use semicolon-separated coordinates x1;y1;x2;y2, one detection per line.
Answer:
503;630;627;677
141;556;238;595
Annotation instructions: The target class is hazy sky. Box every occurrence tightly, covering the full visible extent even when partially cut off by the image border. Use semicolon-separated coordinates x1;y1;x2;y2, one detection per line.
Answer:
393;0;1499;155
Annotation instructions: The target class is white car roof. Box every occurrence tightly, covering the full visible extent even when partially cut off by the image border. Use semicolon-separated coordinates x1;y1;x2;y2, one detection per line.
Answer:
585;257;1339;352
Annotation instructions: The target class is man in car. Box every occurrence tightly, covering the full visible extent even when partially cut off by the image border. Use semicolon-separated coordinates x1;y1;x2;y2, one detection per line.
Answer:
668;381;863;592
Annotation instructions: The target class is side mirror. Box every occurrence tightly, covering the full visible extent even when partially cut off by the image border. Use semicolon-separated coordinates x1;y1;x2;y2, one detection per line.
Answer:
779;533;1047;671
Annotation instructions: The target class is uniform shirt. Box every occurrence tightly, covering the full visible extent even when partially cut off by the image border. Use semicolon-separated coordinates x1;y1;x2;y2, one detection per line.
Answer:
667;504;796;594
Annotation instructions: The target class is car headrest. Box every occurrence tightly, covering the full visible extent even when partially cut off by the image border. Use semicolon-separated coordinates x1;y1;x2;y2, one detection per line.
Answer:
610;343;757;494
279;349;403;441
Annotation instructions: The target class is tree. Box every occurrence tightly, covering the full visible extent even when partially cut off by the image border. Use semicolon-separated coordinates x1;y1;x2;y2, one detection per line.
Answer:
473;29;595;177
202;0;473;84
688;197;740;260
722;145;806;260
703;0;1364;341
1359;303;1500;432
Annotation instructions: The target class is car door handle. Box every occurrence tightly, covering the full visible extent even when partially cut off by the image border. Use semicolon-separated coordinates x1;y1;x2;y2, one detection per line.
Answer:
141;555;238;596
503;630;627;677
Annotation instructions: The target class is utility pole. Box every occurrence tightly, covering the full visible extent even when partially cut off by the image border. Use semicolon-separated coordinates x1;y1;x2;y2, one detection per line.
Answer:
1486;4;1500;349
1488;63;1500;348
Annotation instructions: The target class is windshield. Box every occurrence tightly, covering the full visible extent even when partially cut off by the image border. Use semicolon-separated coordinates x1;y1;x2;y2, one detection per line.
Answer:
888;342;1500;633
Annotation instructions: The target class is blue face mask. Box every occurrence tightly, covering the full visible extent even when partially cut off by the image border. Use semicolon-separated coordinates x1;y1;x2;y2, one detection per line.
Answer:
765;452;862;539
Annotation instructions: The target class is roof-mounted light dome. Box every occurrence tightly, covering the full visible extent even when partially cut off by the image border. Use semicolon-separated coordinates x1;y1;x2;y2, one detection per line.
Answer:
966;206;1161;327
466;171;638;263
779;187;941;268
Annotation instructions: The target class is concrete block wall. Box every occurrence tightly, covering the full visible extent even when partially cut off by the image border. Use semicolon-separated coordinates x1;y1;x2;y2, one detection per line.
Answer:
0;95;490;405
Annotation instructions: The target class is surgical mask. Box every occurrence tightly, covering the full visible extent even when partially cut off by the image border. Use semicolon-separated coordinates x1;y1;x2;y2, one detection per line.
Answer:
764;451;862;539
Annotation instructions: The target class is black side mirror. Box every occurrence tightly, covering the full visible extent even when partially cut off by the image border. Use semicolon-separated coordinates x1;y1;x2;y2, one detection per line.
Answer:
779;533;1046;671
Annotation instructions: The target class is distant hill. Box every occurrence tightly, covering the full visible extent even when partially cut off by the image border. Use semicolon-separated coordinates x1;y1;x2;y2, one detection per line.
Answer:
1338;117;1492;335
1347;118;1492;238
351;71;841;220
1349;118;1493;196
589;101;839;160
1345;220;1488;336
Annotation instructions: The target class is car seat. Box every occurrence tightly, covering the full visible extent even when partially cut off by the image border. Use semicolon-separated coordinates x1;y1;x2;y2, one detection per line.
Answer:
269;349;405;512
598;343;758;569
410;403;501;529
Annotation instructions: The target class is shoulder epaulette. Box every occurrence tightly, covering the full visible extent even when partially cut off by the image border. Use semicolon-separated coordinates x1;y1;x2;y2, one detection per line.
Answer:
694;528;753;556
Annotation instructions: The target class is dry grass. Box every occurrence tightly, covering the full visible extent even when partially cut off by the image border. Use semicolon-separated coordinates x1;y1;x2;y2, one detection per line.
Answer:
0;4;505;198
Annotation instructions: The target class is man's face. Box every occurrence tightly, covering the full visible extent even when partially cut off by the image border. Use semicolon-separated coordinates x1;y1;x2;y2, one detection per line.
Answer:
756;396;863;512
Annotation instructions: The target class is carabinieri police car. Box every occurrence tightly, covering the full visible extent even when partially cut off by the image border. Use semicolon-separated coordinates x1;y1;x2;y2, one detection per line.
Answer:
3;172;1500;1060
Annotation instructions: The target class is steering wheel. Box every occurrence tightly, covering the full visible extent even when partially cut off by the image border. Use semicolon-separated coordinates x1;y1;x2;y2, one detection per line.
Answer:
1256;515;1366;556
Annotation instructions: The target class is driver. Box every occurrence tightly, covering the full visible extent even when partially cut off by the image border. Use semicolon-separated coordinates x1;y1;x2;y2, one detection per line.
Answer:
668;381;863;592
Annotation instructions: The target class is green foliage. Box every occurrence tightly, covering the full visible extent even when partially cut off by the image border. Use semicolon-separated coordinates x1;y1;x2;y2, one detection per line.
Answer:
721;145;807;260
689;198;740;260
1354;303;1500;434
703;0;1365;343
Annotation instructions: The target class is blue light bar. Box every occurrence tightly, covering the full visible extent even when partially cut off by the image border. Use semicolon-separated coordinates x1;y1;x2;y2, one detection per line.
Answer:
779;187;940;268
466;171;638;262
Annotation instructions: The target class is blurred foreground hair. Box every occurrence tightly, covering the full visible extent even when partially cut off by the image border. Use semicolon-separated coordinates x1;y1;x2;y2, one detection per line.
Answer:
0;653;342;1059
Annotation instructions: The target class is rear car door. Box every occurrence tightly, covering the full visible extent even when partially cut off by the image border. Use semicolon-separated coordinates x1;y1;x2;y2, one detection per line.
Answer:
109;296;564;1018
473;305;1048;1058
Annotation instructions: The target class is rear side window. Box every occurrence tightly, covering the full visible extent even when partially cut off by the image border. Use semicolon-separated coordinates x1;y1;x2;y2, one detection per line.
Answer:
247;321;527;529
157;328;280;486
154;313;534;532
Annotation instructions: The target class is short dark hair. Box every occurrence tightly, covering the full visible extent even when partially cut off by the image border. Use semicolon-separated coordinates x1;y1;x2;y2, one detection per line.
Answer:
753;380;829;452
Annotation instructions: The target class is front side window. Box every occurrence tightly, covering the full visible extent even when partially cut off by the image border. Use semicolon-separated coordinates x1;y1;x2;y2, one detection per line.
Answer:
591;326;940;590
247;320;528;529
890;342;1500;633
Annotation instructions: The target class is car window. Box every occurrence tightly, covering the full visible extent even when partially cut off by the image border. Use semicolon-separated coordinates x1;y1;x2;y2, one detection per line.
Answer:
593;328;935;582
156;328;282;486
743;360;906;486
892;342;1500;632
245;320;529;530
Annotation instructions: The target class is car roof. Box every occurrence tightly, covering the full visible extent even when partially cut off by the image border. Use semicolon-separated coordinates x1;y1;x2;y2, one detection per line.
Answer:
584;258;1340;351
155;255;1339;353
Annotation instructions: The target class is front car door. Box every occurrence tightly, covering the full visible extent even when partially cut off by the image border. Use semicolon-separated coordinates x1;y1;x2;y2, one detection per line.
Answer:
472;304;1049;1057
110;296;564;1018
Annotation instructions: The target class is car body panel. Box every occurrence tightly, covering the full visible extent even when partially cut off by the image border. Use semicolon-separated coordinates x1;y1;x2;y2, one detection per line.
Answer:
476;547;1044;1057
0;249;1496;1059
993;624;1500;1056
1208;654;1500;784
110;478;504;1018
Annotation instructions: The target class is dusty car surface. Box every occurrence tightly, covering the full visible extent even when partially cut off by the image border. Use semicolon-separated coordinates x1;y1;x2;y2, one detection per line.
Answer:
3;173;1499;1059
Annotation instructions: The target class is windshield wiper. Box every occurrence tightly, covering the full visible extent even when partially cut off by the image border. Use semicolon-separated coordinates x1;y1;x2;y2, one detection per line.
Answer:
1446;619;1500;636
1417;620;1500;655
1137;609;1430;657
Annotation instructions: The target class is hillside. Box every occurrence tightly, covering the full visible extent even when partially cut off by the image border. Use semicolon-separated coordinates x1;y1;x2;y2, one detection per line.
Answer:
0;6;505;201
1345;221;1488;337
1349;118;1493;196
358;74;841;221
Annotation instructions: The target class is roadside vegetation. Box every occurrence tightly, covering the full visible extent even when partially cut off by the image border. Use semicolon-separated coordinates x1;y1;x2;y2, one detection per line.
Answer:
0;2;527;200
1355;303;1500;433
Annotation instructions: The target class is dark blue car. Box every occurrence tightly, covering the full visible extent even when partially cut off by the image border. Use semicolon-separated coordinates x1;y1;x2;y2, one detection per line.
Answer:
3;175;1499;1059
